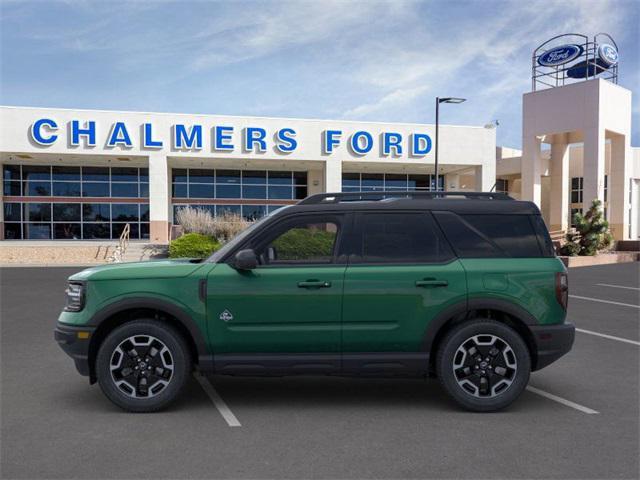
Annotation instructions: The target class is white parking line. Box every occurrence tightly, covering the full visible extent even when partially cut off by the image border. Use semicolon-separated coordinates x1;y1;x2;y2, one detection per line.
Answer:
596;283;640;291
194;372;242;427
526;386;599;414
569;294;640;309
576;327;640;346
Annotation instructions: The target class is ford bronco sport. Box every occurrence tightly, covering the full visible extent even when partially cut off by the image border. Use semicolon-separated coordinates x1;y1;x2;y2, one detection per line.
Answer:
55;191;574;412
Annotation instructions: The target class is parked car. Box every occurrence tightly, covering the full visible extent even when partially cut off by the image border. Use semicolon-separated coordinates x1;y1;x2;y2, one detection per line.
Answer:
55;191;574;412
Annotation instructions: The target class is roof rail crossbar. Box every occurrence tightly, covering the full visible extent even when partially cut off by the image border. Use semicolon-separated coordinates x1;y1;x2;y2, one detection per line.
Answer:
298;191;513;205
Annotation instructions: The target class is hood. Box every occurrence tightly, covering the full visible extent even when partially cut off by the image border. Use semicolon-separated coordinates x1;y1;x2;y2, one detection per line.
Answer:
69;258;208;281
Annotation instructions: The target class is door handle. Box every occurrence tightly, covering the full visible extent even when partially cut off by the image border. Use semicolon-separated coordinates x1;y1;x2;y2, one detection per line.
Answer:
298;280;332;289
415;279;448;288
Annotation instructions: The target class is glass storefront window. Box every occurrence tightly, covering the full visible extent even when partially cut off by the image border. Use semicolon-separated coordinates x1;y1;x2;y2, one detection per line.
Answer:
343;173;444;192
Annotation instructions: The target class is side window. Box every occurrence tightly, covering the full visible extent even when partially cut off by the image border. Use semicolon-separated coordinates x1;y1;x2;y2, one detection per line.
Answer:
257;217;340;265
530;215;555;257
355;212;454;264
434;211;543;258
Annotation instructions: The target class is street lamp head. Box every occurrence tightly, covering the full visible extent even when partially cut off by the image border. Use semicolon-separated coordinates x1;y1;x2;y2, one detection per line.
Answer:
438;97;466;104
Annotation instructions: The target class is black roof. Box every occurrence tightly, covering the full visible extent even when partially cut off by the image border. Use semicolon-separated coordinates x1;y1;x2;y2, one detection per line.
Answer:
277;191;541;216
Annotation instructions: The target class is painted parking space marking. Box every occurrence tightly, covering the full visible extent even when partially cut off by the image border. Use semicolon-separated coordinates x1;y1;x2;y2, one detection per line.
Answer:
576;327;640;346
569;294;639;309
596;283;640;291
526;386;599;414
194;372;242;427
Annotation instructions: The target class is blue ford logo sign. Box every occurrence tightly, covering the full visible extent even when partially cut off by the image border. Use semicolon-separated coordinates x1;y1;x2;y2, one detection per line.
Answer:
538;44;583;67
598;44;618;66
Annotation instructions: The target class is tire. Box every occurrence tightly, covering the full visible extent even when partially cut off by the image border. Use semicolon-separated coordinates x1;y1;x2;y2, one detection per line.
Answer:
436;319;531;412
96;320;192;412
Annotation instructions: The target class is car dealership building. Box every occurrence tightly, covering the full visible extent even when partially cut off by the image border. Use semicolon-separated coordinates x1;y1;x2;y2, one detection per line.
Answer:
0;34;638;247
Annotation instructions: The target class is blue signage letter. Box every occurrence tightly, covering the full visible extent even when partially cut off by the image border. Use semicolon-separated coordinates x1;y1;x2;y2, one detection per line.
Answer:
383;132;403;156
173;124;203;150
214;126;234;151
323;130;342;154
275;128;297;153
350;131;373;155
143;123;163;148
244;127;267;152
411;133;432;156
107;122;133;148
71;120;96;147
30;118;58;145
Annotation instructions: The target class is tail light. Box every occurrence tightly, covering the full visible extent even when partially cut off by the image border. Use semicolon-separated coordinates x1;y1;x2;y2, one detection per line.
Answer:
555;272;568;310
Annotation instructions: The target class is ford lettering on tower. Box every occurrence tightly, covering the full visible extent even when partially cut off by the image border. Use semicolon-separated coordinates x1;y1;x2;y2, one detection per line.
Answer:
537;44;583;67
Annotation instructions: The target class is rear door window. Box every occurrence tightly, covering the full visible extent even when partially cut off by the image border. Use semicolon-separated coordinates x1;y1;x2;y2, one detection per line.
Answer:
353;212;454;264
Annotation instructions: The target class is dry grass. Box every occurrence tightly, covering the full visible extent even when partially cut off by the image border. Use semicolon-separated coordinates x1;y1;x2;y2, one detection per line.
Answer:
175;207;252;243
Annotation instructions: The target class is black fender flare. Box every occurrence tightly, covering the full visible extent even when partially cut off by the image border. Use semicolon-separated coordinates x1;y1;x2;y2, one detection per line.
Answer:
88;297;210;362
421;297;538;353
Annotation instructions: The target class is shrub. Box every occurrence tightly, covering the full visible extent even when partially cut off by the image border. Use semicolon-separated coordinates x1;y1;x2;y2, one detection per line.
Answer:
169;233;220;259
560;199;613;256
272;228;335;260
175;207;251;243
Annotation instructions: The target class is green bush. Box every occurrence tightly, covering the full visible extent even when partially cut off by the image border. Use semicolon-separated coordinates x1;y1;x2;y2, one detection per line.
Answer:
272;228;335;260
560;199;613;256
169;233;220;259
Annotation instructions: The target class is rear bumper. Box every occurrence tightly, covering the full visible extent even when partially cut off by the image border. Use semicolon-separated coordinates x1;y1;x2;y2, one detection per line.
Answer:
530;323;575;371
54;323;95;377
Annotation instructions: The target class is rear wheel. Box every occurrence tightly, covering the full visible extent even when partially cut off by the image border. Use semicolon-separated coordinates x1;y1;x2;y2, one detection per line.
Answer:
436;319;530;412
96;320;191;412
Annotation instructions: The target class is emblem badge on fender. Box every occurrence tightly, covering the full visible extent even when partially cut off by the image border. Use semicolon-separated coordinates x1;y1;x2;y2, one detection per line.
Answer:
219;309;233;322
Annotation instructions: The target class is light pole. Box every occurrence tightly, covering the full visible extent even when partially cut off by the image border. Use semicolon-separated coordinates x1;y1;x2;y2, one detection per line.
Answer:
435;97;466;191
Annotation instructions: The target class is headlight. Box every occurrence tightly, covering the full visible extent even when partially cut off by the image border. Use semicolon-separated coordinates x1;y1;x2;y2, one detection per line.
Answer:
64;282;85;312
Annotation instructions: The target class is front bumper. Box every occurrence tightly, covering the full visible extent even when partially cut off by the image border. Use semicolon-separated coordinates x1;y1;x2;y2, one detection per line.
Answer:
530;323;575;371
54;323;96;377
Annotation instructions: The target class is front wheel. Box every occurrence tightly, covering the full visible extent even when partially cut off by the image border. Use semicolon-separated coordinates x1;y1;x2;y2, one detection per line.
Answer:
436;319;531;412
96;320;192;412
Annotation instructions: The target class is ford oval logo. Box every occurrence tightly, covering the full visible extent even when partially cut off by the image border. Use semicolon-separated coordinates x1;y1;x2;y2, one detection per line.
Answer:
598;44;618;66
538;44;583;67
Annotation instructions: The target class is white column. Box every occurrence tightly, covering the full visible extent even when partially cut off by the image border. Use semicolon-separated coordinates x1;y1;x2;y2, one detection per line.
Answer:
148;153;170;244
582;126;606;210
522;135;542;206
474;163;495;192
609;134;631;240
549;134;570;232
324;159;342;193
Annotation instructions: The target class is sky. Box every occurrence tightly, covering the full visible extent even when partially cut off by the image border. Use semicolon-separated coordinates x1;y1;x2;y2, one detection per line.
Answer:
1;0;638;148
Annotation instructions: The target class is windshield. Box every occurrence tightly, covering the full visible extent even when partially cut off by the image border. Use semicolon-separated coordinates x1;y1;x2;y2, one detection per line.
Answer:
206;207;290;263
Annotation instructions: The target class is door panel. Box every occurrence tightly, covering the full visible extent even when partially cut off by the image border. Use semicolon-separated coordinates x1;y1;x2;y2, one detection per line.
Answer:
341;262;467;352
207;264;345;353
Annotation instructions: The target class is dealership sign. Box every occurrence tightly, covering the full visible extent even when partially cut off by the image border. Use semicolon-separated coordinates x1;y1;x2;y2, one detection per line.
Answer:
29;118;433;157
537;44;583;67
598;43;618;66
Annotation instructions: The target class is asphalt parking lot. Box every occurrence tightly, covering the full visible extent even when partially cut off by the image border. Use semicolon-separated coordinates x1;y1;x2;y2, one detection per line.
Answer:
1;263;638;479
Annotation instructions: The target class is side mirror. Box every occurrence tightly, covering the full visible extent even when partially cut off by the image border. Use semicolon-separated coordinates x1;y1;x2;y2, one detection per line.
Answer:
233;249;258;271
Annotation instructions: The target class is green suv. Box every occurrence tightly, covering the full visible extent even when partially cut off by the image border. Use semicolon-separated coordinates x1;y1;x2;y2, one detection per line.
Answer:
55;191;574;412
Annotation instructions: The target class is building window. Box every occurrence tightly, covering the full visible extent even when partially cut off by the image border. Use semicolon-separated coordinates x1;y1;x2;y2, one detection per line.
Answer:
495;179;509;194
2;164;149;240
570;177;583;203
341;173;445;192
171;168;306;221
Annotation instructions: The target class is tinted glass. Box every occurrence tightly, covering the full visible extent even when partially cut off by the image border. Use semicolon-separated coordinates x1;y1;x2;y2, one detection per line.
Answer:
408;174;429;189
140;183;149;197
385;174;407;189
3;165;21;181
110;167;138;181
260;219;339;264
357;212;453;264
268;186;292;199
112;204;139;221
242;205;266;220
52;182;81;197
267;171;291;185
294;186;308;199
4;223;22;239
217;204;241;216
342;173;360;187
461;215;542;258
52;166;80;181
26;181;51;196
54;223;81;239
83;223;110;239
243;170;266;184
293;171;307;186
140;204;150;222
216;184;241;199
82;182;109;197
242;185;266;199
172;169;188;183
216;170;240;184
4;203;21;221
53;203;81;221
25;223;51;239
22;166;50;181
189;169;215;183
82;167;109;181
83;203;110;221
111;182;139;197
172;183;187;198
3;181;21;196
433;211;499;258
188;184;215;198
25;203;51;222
531;215;555;257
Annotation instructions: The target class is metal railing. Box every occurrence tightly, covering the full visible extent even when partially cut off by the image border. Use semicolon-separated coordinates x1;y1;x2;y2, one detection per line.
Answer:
108;223;131;263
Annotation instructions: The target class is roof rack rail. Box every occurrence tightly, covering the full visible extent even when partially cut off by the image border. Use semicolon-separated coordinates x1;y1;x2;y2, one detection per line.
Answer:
298;191;513;205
